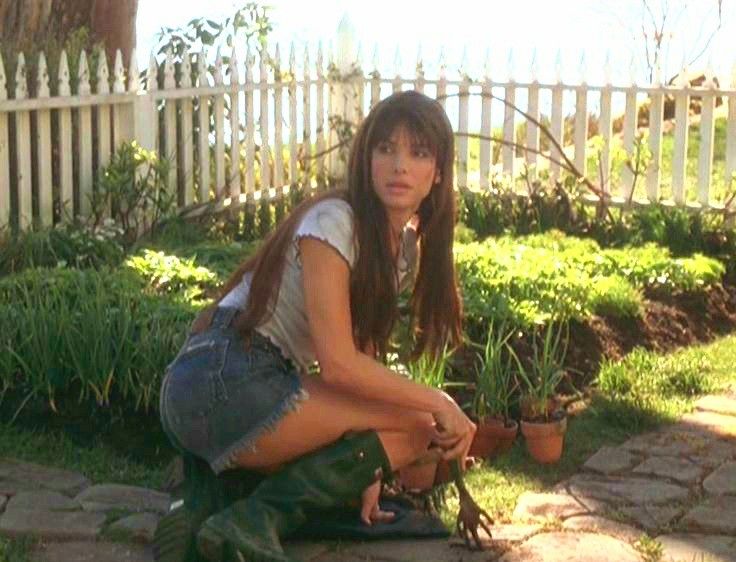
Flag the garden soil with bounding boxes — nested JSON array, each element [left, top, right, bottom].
[[566, 281, 736, 387]]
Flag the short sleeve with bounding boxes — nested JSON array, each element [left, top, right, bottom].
[[294, 199, 356, 269]]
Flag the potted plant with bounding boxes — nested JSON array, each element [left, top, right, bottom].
[[469, 322, 519, 459], [514, 321, 569, 464], [401, 345, 456, 488]]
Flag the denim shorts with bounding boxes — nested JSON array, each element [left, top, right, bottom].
[[159, 306, 307, 474]]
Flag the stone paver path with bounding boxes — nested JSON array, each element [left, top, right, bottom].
[[1, 392, 734, 561]]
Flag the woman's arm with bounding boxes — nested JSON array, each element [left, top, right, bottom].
[[299, 237, 452, 416]]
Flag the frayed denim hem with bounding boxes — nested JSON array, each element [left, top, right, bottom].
[[210, 387, 310, 475]]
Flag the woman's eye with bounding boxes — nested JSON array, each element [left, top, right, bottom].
[[376, 143, 393, 154], [414, 148, 431, 158]]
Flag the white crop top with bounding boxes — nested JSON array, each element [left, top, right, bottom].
[[219, 198, 418, 370]]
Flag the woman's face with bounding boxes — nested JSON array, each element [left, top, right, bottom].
[[370, 125, 440, 221]]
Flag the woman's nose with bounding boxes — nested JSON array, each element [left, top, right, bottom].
[[393, 153, 408, 172]]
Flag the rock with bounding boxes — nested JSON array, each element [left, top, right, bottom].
[[6, 491, 79, 511], [680, 412, 736, 438], [680, 496, 736, 535], [618, 505, 684, 532], [703, 461, 736, 495], [75, 484, 170, 515], [689, 440, 736, 469], [283, 542, 332, 562], [632, 456, 704, 484], [0, 507, 105, 540], [342, 538, 491, 561], [656, 533, 736, 562], [566, 474, 689, 506], [0, 458, 89, 496], [620, 430, 710, 457], [499, 531, 642, 562], [487, 524, 542, 544], [562, 515, 642, 542], [583, 447, 640, 475], [30, 541, 153, 562], [512, 492, 590, 522], [107, 513, 160, 544], [695, 394, 736, 417], [448, 523, 542, 549]]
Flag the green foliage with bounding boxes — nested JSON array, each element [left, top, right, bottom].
[[470, 323, 519, 421], [0, 268, 195, 417], [455, 232, 724, 332], [597, 347, 715, 427], [153, 3, 272, 67], [0, 536, 34, 562], [0, 222, 125, 275], [405, 345, 454, 390], [588, 275, 643, 318], [92, 142, 174, 246], [514, 322, 569, 420], [125, 249, 218, 303]]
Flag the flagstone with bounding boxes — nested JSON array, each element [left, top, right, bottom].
[[566, 474, 689, 506], [31, 540, 153, 562], [512, 492, 590, 522], [618, 505, 684, 531], [107, 513, 160, 544], [680, 496, 736, 535], [695, 394, 736, 417], [656, 533, 736, 562], [75, 484, 170, 515], [0, 507, 105, 540], [498, 532, 642, 562], [702, 461, 736, 495], [632, 456, 705, 484], [0, 458, 89, 496], [562, 515, 642, 542], [6, 491, 79, 511], [583, 447, 640, 475]]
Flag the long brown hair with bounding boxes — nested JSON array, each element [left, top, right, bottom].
[[218, 90, 462, 358]]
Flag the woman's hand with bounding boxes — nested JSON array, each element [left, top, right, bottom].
[[360, 480, 395, 526], [432, 391, 476, 461]]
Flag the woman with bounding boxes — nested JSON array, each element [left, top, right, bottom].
[[158, 90, 476, 562]]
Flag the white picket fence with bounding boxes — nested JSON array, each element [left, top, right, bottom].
[[1, 41, 736, 231]]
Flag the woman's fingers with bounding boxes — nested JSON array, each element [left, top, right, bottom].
[[360, 480, 382, 525]]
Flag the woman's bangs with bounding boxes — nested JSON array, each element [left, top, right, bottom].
[[369, 108, 439, 157]]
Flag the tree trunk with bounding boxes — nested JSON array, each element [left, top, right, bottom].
[[0, 0, 138, 64]]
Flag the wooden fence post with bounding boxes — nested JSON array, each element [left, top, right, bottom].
[[328, 14, 360, 181]]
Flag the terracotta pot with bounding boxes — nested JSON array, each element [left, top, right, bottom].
[[520, 415, 568, 464], [469, 417, 518, 459], [435, 456, 475, 486]]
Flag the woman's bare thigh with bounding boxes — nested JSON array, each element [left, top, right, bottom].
[[232, 375, 435, 471]]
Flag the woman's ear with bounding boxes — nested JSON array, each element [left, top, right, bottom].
[[434, 171, 442, 184]]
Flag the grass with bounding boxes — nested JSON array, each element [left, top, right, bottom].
[[438, 333, 736, 526], [0, 537, 35, 562]]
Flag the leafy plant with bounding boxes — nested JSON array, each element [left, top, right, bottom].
[[0, 268, 195, 417], [405, 345, 454, 390], [125, 249, 218, 302], [92, 142, 174, 246], [470, 323, 519, 422], [513, 322, 569, 421], [0, 222, 125, 275]]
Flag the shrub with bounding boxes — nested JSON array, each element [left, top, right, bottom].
[[0, 222, 125, 275], [0, 268, 196, 417], [125, 249, 218, 302]]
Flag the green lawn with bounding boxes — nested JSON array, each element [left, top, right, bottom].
[[439, 333, 736, 526]]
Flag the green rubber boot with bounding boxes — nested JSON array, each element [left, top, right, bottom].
[[153, 454, 264, 562], [196, 431, 392, 562]]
